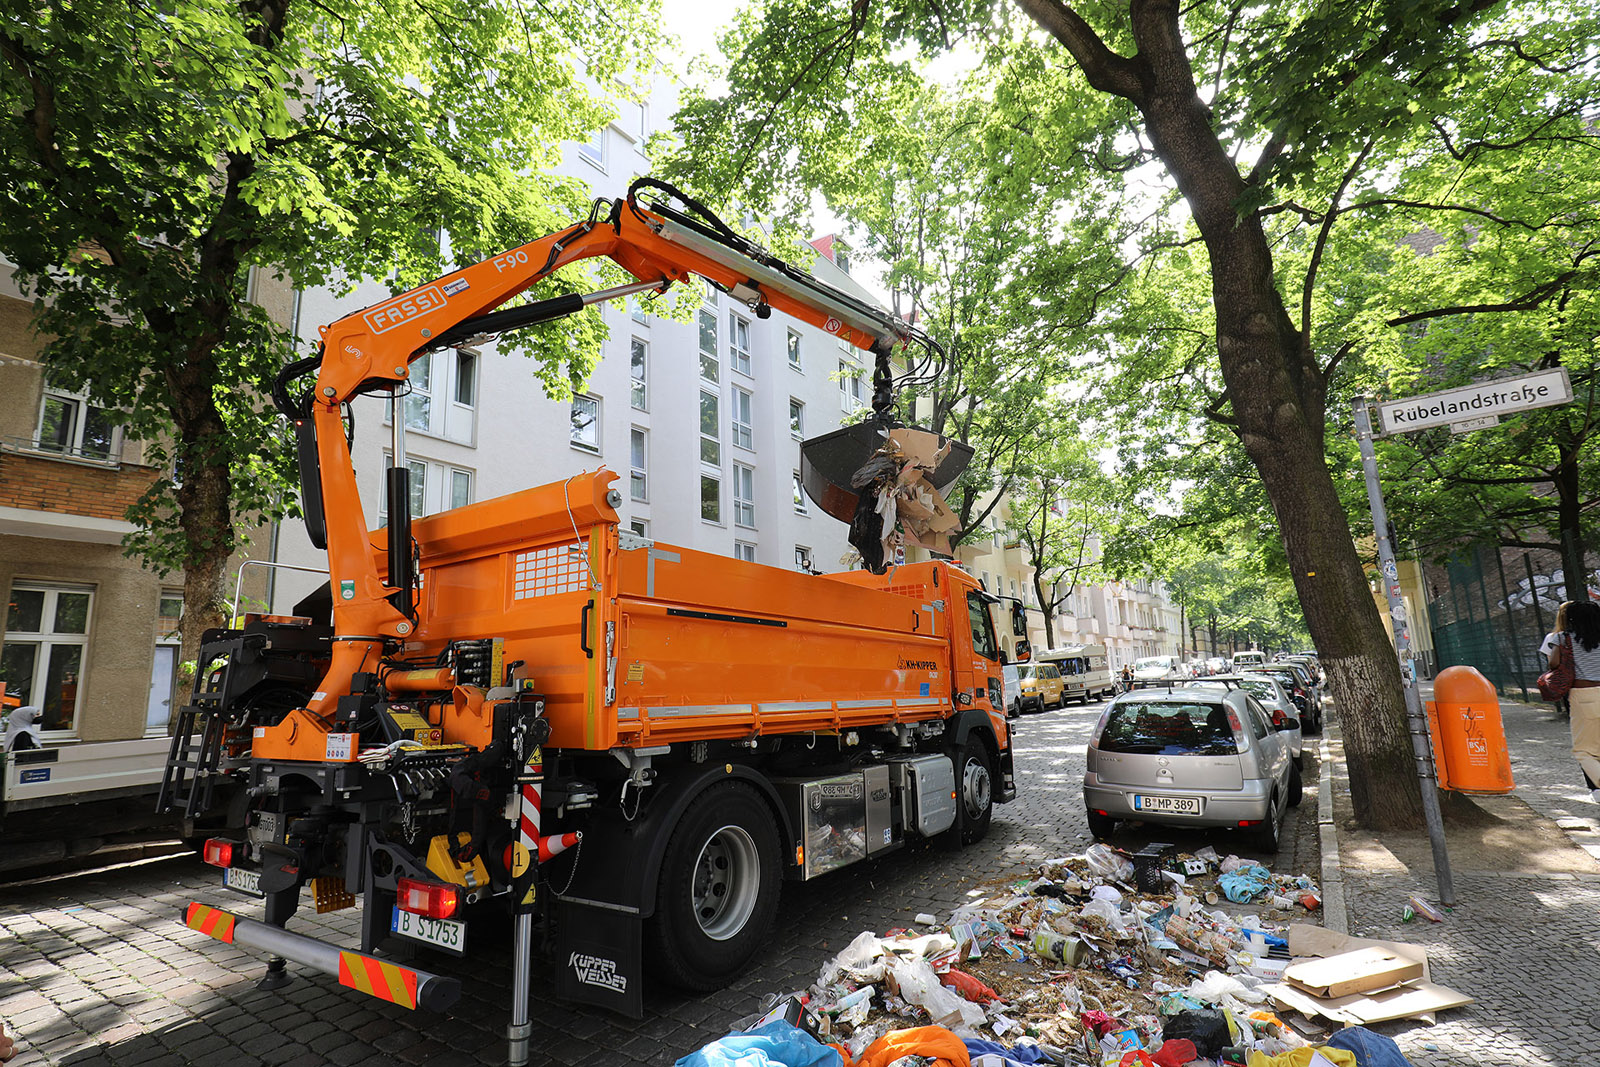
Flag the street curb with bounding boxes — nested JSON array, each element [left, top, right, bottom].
[[1317, 727, 1349, 935]]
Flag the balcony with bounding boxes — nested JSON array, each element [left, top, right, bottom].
[[0, 443, 158, 544]]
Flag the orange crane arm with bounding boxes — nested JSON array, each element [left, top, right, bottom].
[[274, 181, 927, 719]]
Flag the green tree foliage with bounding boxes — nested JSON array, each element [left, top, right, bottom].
[[666, 0, 1599, 827], [0, 0, 655, 658], [1010, 433, 1117, 647]]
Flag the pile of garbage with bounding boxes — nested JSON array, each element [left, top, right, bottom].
[[676, 844, 1459, 1066]]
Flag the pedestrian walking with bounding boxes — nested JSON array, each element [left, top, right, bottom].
[[1548, 600, 1600, 802], [1540, 601, 1573, 719]]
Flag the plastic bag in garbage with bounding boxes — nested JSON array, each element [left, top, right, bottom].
[[1079, 897, 1129, 936], [888, 954, 986, 1030], [673, 1020, 842, 1067], [1217, 866, 1271, 903], [819, 931, 885, 987], [1085, 844, 1135, 882], [1186, 970, 1266, 1005]]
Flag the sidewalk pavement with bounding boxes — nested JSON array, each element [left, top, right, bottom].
[[1324, 685, 1600, 1066]]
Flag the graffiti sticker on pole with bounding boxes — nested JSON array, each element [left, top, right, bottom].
[[1374, 368, 1572, 436]]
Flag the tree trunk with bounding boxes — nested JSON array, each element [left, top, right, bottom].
[[166, 362, 236, 670], [1554, 439, 1591, 602]]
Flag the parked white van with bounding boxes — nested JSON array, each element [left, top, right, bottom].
[[1036, 644, 1116, 704], [1231, 650, 1267, 670]]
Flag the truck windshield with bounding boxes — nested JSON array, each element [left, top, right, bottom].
[[966, 592, 999, 661]]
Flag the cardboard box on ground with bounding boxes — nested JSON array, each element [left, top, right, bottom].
[[1264, 927, 1472, 1027]]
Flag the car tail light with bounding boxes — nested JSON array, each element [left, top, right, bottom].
[[1270, 710, 1286, 727], [1237, 819, 1262, 828], [397, 877, 460, 919], [202, 839, 233, 868]]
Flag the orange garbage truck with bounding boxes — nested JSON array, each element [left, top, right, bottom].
[[160, 179, 1015, 1062]]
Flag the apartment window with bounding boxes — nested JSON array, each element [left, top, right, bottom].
[[449, 469, 473, 510], [36, 390, 117, 461], [146, 593, 182, 735], [454, 350, 477, 407], [700, 474, 721, 523], [792, 471, 808, 514], [629, 518, 649, 539], [698, 309, 719, 382], [731, 386, 754, 451], [628, 295, 649, 324], [733, 463, 755, 527], [734, 541, 757, 563], [981, 572, 990, 592], [379, 454, 428, 522], [795, 546, 813, 573], [839, 360, 863, 411], [570, 395, 600, 453], [728, 312, 751, 376], [630, 428, 648, 502], [633, 101, 648, 138], [699, 390, 720, 465], [630, 338, 648, 410], [787, 330, 802, 371], [404, 352, 433, 431], [2, 583, 93, 735], [579, 127, 605, 170], [789, 398, 804, 439]]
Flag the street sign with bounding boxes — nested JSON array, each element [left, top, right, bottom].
[[1374, 367, 1572, 436]]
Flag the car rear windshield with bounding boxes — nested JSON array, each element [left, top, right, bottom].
[[1097, 701, 1240, 755]]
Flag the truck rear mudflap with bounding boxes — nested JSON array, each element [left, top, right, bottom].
[[181, 902, 460, 1012]]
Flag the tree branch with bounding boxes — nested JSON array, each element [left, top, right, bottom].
[[1012, 0, 1145, 103]]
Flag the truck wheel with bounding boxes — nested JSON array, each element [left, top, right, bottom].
[[647, 781, 781, 991], [950, 736, 994, 846]]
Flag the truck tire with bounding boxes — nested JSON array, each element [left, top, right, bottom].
[[950, 735, 994, 846], [646, 780, 781, 991]]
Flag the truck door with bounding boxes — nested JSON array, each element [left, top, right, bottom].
[[961, 590, 1008, 740]]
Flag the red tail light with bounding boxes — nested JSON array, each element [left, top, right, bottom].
[[202, 839, 233, 868], [1270, 710, 1285, 726], [397, 877, 460, 919]]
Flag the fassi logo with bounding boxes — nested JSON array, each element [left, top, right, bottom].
[[363, 285, 448, 334]]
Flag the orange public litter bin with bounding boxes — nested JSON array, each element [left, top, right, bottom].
[[1425, 665, 1514, 794]]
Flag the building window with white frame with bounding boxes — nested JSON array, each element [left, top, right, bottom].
[[449, 468, 473, 510], [732, 463, 755, 527], [792, 471, 808, 514], [789, 398, 804, 439], [838, 359, 863, 412], [379, 454, 428, 523], [630, 428, 648, 502], [570, 395, 600, 453], [454, 350, 476, 407], [734, 541, 756, 563], [36, 389, 119, 462], [579, 126, 605, 170], [700, 474, 721, 523], [699, 390, 720, 465], [629, 295, 649, 323], [630, 338, 648, 410], [629, 518, 649, 539], [794, 546, 813, 573], [728, 311, 751, 376], [698, 309, 719, 382], [2, 583, 93, 735], [731, 386, 753, 451], [146, 592, 183, 735], [403, 352, 434, 431], [787, 329, 802, 371]]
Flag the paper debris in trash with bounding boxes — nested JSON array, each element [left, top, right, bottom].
[[1284, 948, 1425, 999], [915, 913, 938, 926], [1264, 978, 1473, 1026], [1285, 925, 1431, 981]]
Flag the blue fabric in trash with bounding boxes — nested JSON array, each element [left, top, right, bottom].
[[1323, 1026, 1416, 1067], [1217, 864, 1272, 903], [964, 1038, 1054, 1066], [1240, 929, 1288, 950], [674, 1021, 841, 1067]]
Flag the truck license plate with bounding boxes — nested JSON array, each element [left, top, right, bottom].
[[224, 867, 263, 897], [391, 908, 465, 954], [1133, 794, 1202, 815]]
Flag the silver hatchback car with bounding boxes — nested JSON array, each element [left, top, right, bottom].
[[1082, 686, 1302, 852]]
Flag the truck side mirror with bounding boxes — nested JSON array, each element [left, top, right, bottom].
[[1014, 640, 1032, 663], [1011, 603, 1027, 636]]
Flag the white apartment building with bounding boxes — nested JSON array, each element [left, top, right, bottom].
[[268, 100, 882, 611]]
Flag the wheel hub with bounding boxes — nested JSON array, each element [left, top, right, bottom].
[[962, 758, 991, 819], [691, 825, 760, 941]]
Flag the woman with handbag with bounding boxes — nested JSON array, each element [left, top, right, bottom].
[[1547, 600, 1600, 802], [1539, 602, 1573, 718]]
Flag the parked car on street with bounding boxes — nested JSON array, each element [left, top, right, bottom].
[[1083, 686, 1302, 851], [1230, 650, 1267, 670], [1002, 664, 1022, 719], [1131, 655, 1181, 682], [1016, 663, 1065, 713], [1205, 657, 1228, 675], [1240, 663, 1322, 733]]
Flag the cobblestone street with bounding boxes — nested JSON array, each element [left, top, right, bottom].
[[0, 703, 1318, 1067]]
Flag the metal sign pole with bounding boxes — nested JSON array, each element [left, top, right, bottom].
[[1354, 397, 1456, 906]]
